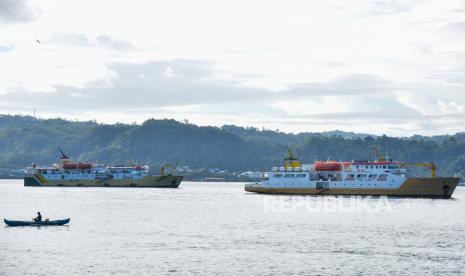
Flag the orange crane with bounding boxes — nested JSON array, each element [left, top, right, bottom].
[[372, 147, 386, 162], [401, 162, 436, 177]]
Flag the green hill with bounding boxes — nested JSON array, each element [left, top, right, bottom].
[[0, 114, 464, 177]]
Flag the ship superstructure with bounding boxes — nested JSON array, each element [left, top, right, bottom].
[[245, 148, 458, 198]]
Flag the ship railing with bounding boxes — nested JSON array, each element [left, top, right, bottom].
[[273, 167, 306, 172], [245, 183, 261, 188], [392, 169, 406, 174]]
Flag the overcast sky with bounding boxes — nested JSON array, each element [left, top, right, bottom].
[[1, 0, 465, 136]]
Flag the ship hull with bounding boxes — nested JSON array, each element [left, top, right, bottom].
[[24, 175, 183, 188], [245, 177, 459, 198]]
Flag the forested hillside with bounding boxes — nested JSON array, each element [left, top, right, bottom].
[[1, 114, 465, 176]]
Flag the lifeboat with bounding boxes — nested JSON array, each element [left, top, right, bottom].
[[315, 161, 342, 171], [62, 163, 78, 170], [77, 163, 92, 169], [62, 162, 92, 170]]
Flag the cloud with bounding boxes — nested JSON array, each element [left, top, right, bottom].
[[0, 42, 14, 53], [1, 56, 464, 136], [47, 33, 135, 51], [451, 4, 465, 13], [2, 58, 459, 136], [286, 74, 394, 97], [440, 21, 465, 39], [0, 59, 270, 112], [2, 0, 465, 136], [95, 35, 134, 51], [223, 48, 275, 54], [443, 21, 465, 31], [0, 0, 40, 24], [323, 60, 345, 68], [0, 62, 407, 115], [47, 33, 91, 47], [333, 0, 416, 17], [365, 0, 413, 16]]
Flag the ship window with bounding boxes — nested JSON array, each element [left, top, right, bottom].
[[356, 166, 359, 169], [345, 174, 355, 180], [369, 174, 377, 179], [284, 174, 294, 178], [357, 174, 367, 179], [371, 166, 373, 169], [273, 174, 283, 177], [383, 166, 386, 169]]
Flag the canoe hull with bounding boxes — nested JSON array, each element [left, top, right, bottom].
[[4, 218, 70, 227]]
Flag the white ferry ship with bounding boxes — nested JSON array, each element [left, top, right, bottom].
[[245, 148, 459, 198], [24, 149, 183, 188]]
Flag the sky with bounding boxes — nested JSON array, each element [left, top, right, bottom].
[[0, 0, 465, 136]]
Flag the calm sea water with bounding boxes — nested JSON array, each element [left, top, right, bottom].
[[1, 179, 465, 275]]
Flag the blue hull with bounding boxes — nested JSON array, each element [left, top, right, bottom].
[[4, 218, 70, 227]]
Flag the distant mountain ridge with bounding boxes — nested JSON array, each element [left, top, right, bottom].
[[0, 114, 464, 176], [221, 125, 376, 146]]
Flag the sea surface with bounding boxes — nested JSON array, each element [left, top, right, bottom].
[[1, 180, 464, 276]]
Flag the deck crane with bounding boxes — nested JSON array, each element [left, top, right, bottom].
[[400, 162, 436, 177], [372, 147, 386, 162], [285, 144, 298, 160], [284, 145, 301, 171]]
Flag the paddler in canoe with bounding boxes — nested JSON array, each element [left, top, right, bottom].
[[4, 217, 70, 227], [33, 212, 42, 222]]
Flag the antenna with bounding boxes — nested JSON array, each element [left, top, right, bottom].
[[33, 107, 36, 119]]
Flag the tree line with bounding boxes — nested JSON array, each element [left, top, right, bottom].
[[0, 114, 464, 176]]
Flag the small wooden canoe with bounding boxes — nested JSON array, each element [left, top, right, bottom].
[[4, 218, 70, 227]]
